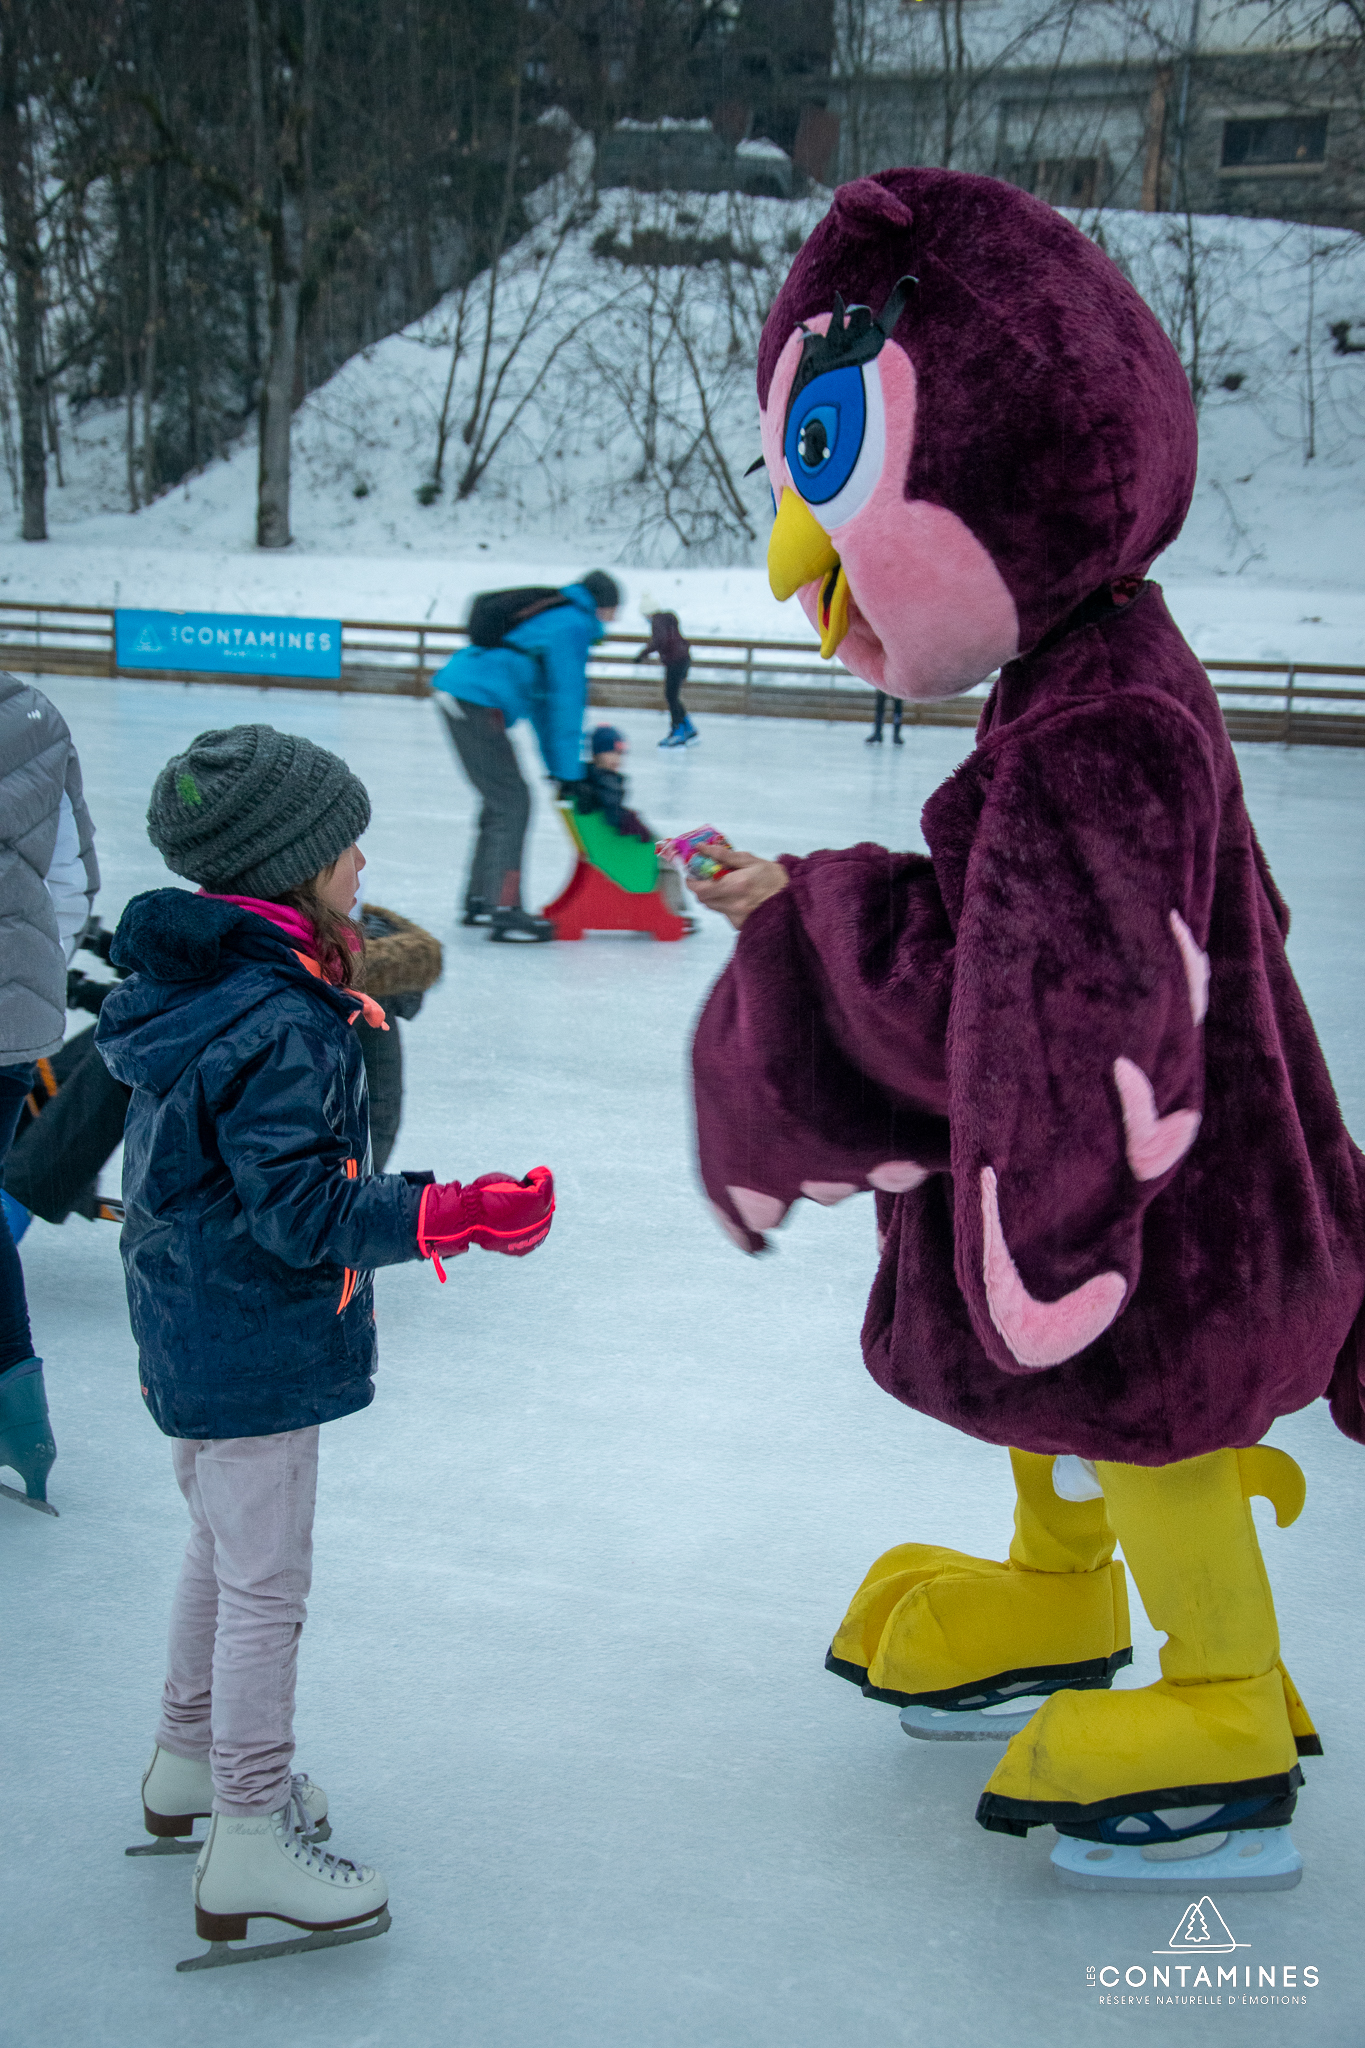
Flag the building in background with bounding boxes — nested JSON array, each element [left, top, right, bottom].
[[826, 0, 1363, 230]]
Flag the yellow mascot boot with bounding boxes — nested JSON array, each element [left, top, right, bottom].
[[976, 1446, 1319, 1891], [827, 1449, 1132, 1739]]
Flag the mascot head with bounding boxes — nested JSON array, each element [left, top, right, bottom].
[[758, 170, 1197, 699]]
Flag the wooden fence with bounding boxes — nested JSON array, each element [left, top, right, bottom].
[[2, 599, 1363, 746]]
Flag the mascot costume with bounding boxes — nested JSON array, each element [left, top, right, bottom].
[[690, 170, 1365, 1890]]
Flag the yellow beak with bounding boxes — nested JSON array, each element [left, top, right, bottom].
[[767, 489, 851, 659], [768, 488, 838, 601]]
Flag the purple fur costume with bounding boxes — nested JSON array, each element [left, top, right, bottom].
[[692, 171, 1365, 1467]]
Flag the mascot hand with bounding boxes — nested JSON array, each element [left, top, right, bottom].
[[689, 848, 789, 930]]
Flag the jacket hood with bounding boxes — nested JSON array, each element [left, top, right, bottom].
[[97, 888, 355, 1095], [561, 585, 607, 637], [757, 169, 1197, 657]]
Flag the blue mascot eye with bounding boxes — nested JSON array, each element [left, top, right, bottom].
[[784, 365, 866, 506]]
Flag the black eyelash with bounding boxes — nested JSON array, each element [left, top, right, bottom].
[[787, 274, 918, 415]]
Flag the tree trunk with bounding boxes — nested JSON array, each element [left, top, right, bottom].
[[257, 188, 303, 548], [252, 0, 316, 552], [141, 167, 160, 502], [0, 4, 45, 540]]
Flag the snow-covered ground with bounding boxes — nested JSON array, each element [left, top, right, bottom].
[[18, 199, 1365, 609], [5, 201, 1364, 679], [5, 679, 1365, 2044]]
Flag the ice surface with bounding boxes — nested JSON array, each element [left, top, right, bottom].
[[4, 681, 1364, 2044]]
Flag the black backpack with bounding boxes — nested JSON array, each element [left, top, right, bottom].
[[466, 586, 569, 649]]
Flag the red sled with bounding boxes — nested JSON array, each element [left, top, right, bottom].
[[540, 806, 690, 942]]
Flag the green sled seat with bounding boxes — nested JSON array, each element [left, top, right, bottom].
[[539, 802, 689, 942]]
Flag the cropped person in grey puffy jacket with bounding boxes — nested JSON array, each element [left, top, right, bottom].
[[0, 675, 98, 1513]]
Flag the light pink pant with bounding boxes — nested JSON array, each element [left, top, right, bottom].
[[155, 1428, 319, 1816]]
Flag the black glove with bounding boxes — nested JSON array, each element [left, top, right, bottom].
[[80, 919, 115, 965], [67, 969, 115, 1017], [555, 779, 586, 805]]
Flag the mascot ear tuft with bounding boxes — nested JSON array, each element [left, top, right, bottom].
[[833, 177, 915, 238]]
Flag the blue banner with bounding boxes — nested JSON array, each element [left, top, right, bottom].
[[115, 609, 343, 681]]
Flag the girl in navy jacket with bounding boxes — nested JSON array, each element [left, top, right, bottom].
[[97, 724, 553, 1959]]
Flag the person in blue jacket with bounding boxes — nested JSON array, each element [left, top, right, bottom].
[[96, 723, 555, 1959], [432, 571, 620, 941]]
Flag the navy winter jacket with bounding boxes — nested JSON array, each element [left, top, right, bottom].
[[96, 890, 423, 1440]]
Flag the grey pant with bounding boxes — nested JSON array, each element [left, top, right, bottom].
[[436, 696, 531, 911], [155, 1428, 319, 1815]]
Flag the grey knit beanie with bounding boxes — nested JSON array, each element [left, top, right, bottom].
[[147, 725, 371, 897]]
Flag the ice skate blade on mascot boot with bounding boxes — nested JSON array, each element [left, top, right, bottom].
[[976, 1448, 1319, 1890], [829, 1449, 1131, 1738]]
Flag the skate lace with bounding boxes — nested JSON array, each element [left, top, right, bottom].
[[279, 1787, 366, 1884]]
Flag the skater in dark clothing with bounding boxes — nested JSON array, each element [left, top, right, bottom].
[[865, 691, 904, 744], [433, 572, 621, 941], [575, 727, 692, 923], [578, 725, 652, 840], [635, 610, 696, 748], [2, 923, 130, 1243], [350, 903, 443, 1170]]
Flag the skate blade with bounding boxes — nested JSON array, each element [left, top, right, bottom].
[[177, 1904, 391, 1971], [0, 1480, 57, 1517], [900, 1698, 1048, 1742], [1051, 1828, 1303, 1893], [128, 1818, 327, 1856]]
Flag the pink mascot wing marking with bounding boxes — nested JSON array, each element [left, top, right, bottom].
[[728, 1186, 788, 1232], [868, 1160, 929, 1192], [710, 1201, 756, 1251], [979, 1167, 1126, 1369], [1169, 909, 1210, 1025], [801, 1180, 861, 1205], [1113, 1056, 1201, 1182]]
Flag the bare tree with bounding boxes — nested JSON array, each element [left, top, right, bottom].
[[0, 0, 45, 539], [248, 0, 319, 550]]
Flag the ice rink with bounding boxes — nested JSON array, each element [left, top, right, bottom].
[[5, 673, 1365, 2045]]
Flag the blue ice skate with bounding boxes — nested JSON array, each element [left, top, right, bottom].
[[0, 1357, 57, 1515]]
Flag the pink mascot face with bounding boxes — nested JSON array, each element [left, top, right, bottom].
[[761, 290, 1020, 700]]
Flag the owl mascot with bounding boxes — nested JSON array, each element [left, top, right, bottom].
[[691, 170, 1365, 1889]]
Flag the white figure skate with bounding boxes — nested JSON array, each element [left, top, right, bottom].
[[178, 1796, 389, 1970], [127, 1747, 329, 1857]]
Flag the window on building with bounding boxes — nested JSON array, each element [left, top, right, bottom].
[[1221, 116, 1327, 170], [1032, 157, 1102, 208]]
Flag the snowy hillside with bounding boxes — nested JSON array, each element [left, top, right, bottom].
[[10, 190, 1365, 662]]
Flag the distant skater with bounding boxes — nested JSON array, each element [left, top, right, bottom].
[[865, 691, 903, 745], [434, 574, 621, 941], [635, 610, 696, 748]]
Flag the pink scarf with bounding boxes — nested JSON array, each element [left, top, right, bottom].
[[200, 891, 317, 951], [199, 890, 384, 1028]]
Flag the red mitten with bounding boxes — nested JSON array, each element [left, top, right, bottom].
[[417, 1168, 555, 1279]]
